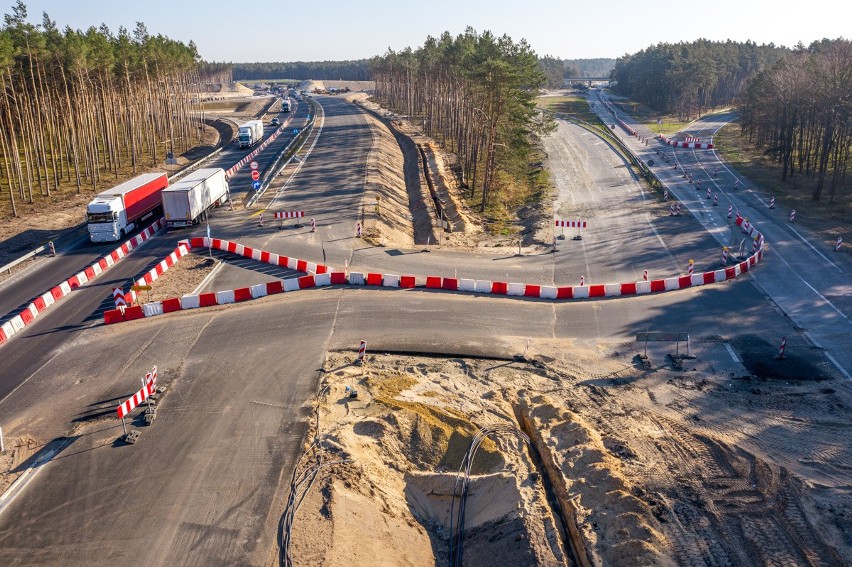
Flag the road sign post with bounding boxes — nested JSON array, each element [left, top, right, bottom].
[[251, 170, 260, 181]]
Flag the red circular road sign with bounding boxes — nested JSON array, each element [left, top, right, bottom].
[[250, 161, 259, 170], [251, 170, 260, 181]]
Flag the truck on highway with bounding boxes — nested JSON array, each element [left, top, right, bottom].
[[86, 172, 168, 242], [281, 98, 292, 112], [162, 168, 230, 228], [237, 119, 264, 148]]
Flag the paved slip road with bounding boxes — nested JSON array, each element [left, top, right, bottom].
[[0, 93, 845, 565]]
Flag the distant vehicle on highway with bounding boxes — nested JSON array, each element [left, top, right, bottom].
[[271, 117, 280, 126], [162, 168, 229, 228], [281, 98, 292, 112], [238, 119, 264, 148], [86, 173, 168, 242]]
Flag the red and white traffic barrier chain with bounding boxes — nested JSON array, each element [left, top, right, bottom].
[[223, 123, 289, 179], [658, 134, 714, 149], [0, 217, 165, 347]]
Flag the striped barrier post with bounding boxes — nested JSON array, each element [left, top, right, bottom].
[[676, 203, 682, 216], [669, 204, 675, 216], [836, 237, 843, 252], [789, 209, 796, 223], [311, 218, 316, 232], [713, 167, 719, 177], [113, 287, 127, 309], [687, 259, 694, 277], [722, 247, 728, 266], [706, 187, 711, 200], [728, 206, 733, 219], [742, 218, 750, 233], [713, 194, 718, 206], [769, 196, 775, 209], [775, 336, 787, 360], [259, 213, 264, 227], [643, 270, 648, 281], [356, 222, 362, 238], [48, 241, 56, 256], [357, 340, 366, 363], [733, 180, 740, 190], [663, 189, 668, 201], [579, 275, 585, 287]]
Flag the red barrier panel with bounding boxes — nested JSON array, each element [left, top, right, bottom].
[[703, 272, 715, 285], [278, 256, 290, 267], [20, 309, 33, 324], [491, 282, 508, 295], [366, 273, 383, 286], [425, 276, 442, 289], [234, 287, 252, 302], [296, 260, 308, 273], [330, 272, 347, 285], [84, 266, 96, 280], [162, 298, 182, 313], [650, 280, 666, 292], [165, 255, 175, 267], [260, 251, 270, 263], [621, 283, 637, 295], [242, 246, 254, 258], [735, 217, 744, 227], [143, 273, 154, 284], [123, 306, 144, 321], [588, 285, 606, 297], [212, 238, 223, 250], [315, 265, 328, 274], [121, 242, 131, 255], [51, 286, 63, 300], [68, 275, 80, 289], [98, 259, 109, 271], [0, 328, 7, 343], [267, 281, 284, 294], [111, 251, 121, 263], [199, 292, 218, 307], [442, 278, 458, 291], [678, 276, 692, 289], [226, 241, 237, 253], [298, 275, 316, 289], [557, 286, 573, 299], [104, 309, 124, 325], [190, 237, 205, 248], [34, 297, 46, 311], [739, 261, 749, 273], [399, 276, 416, 288], [524, 285, 541, 297]]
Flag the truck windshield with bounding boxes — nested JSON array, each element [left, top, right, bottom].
[[87, 212, 116, 223]]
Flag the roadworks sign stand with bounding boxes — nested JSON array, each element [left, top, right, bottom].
[[636, 332, 692, 370], [116, 366, 158, 443], [554, 219, 587, 241]]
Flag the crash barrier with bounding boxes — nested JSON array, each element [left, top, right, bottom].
[[0, 218, 165, 347], [101, 226, 767, 327], [658, 133, 714, 150], [224, 122, 290, 179]]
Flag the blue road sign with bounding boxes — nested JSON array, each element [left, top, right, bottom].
[[307, 115, 311, 120], [293, 128, 299, 134], [252, 180, 261, 190]]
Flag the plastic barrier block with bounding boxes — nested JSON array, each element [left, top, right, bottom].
[[524, 285, 541, 298], [349, 272, 365, 285], [620, 283, 637, 295], [426, 276, 442, 289], [604, 284, 622, 297], [180, 295, 200, 309], [298, 275, 316, 289], [159, 259, 169, 273], [59, 281, 72, 295], [316, 265, 328, 274], [749, 255, 758, 267], [9, 315, 24, 333], [190, 237, 205, 248], [83, 266, 95, 280], [738, 261, 749, 273], [507, 283, 524, 296], [159, 298, 180, 313], [260, 251, 270, 263], [98, 258, 109, 271], [40, 292, 55, 308], [123, 305, 145, 321], [284, 278, 300, 292], [442, 278, 459, 291], [199, 292, 218, 307], [143, 272, 155, 284], [663, 277, 679, 291], [573, 286, 590, 299], [296, 260, 308, 273], [366, 273, 383, 286], [251, 248, 262, 261], [67, 274, 81, 288], [216, 290, 235, 304], [648, 280, 664, 293], [588, 285, 605, 297], [91, 263, 102, 277], [287, 257, 299, 270], [277, 255, 289, 267], [1, 320, 14, 338], [330, 272, 347, 285], [19, 308, 33, 325], [268, 253, 280, 266], [540, 286, 557, 299], [306, 263, 318, 274], [121, 242, 131, 255], [713, 270, 726, 283], [267, 281, 284, 295], [250, 284, 267, 299], [474, 280, 491, 293], [111, 250, 121, 262], [211, 238, 223, 250], [725, 267, 736, 280], [234, 244, 245, 256], [459, 279, 475, 292], [104, 255, 114, 268], [241, 246, 254, 258], [678, 276, 693, 289], [34, 296, 46, 312], [314, 273, 331, 287], [165, 255, 175, 268], [557, 286, 573, 299], [143, 302, 164, 317], [691, 274, 705, 287], [103, 309, 124, 325], [382, 274, 400, 288], [234, 287, 252, 302], [491, 282, 508, 295], [399, 276, 416, 288]]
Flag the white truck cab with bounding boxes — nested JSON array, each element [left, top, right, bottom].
[[87, 197, 130, 243]]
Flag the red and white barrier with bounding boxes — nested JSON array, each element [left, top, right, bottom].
[[273, 211, 304, 219], [357, 340, 366, 362], [658, 134, 714, 149], [117, 373, 157, 419], [223, 122, 290, 179], [554, 220, 587, 228], [113, 288, 127, 309]]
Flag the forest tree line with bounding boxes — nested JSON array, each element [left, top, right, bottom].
[[371, 28, 552, 214], [740, 39, 850, 202], [0, 1, 209, 217], [231, 60, 371, 81]]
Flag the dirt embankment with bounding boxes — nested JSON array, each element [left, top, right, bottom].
[[287, 345, 852, 566]]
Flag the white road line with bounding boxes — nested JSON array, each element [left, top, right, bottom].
[[192, 260, 225, 295], [768, 246, 850, 323], [786, 224, 843, 273], [823, 351, 852, 381], [725, 343, 740, 363]]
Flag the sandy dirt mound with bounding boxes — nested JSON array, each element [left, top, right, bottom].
[[285, 341, 851, 566], [200, 82, 254, 100], [131, 250, 217, 304]]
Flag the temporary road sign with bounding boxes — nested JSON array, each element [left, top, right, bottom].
[[293, 128, 299, 134], [131, 284, 152, 292], [250, 161, 259, 170], [252, 181, 261, 190], [251, 170, 260, 181]]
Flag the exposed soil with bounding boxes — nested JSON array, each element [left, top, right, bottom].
[[130, 249, 218, 305], [0, 434, 43, 496], [287, 344, 852, 566]]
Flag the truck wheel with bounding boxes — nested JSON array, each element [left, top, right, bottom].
[[119, 229, 125, 239]]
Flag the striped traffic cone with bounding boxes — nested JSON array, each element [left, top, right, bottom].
[[774, 336, 786, 360], [643, 270, 648, 281], [713, 194, 718, 206], [836, 237, 843, 252], [259, 213, 264, 227], [579, 275, 585, 287], [789, 209, 796, 223], [722, 247, 728, 266], [687, 259, 694, 277], [727, 206, 733, 218], [769, 196, 775, 209], [357, 340, 366, 363]]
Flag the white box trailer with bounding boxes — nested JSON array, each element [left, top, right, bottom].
[[238, 119, 264, 148], [162, 168, 229, 227]]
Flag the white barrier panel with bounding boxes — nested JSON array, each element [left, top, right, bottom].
[[349, 272, 365, 285], [287, 257, 299, 270], [458, 278, 475, 292], [203, 237, 211, 248], [2, 321, 15, 339], [75, 271, 88, 285], [169, 252, 179, 264], [636, 281, 652, 294], [691, 274, 705, 287], [181, 295, 200, 309], [268, 253, 280, 265], [104, 255, 114, 268], [664, 277, 679, 291], [27, 303, 39, 319], [114, 248, 125, 259], [383, 274, 400, 288], [474, 280, 492, 293], [573, 286, 590, 299], [177, 239, 190, 248], [216, 290, 235, 304], [251, 248, 262, 261], [91, 262, 102, 277], [148, 269, 159, 283], [306, 262, 317, 274], [10, 315, 25, 332], [159, 260, 169, 273], [314, 273, 331, 287], [540, 286, 557, 299], [142, 302, 163, 317], [507, 282, 525, 296], [60, 281, 71, 295], [605, 284, 622, 297], [250, 284, 267, 298], [41, 292, 55, 308], [714, 269, 727, 282], [284, 278, 300, 292], [234, 244, 245, 256]]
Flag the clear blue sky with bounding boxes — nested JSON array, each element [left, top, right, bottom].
[[12, 0, 849, 62]]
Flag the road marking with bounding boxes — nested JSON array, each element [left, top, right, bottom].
[[725, 343, 740, 363], [192, 260, 225, 295], [786, 224, 843, 273], [0, 439, 70, 517], [768, 247, 850, 323], [823, 351, 852, 381]]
